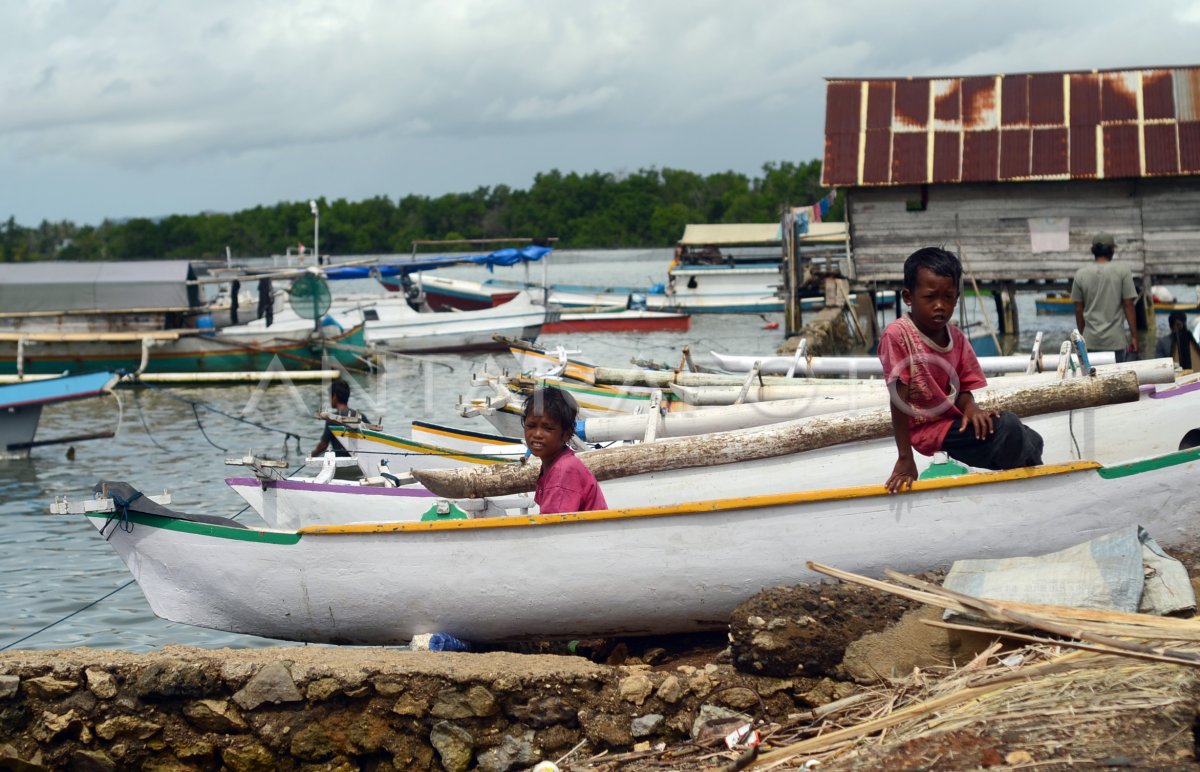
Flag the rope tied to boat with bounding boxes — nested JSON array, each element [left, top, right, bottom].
[[100, 490, 141, 539], [116, 370, 321, 456], [3, 460, 312, 652], [192, 403, 228, 452]]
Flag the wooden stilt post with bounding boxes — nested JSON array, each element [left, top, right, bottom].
[[1137, 273, 1153, 332], [1000, 282, 1019, 336], [992, 289, 1007, 335], [782, 208, 802, 338]]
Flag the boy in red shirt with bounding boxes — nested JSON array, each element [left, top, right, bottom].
[[523, 388, 608, 514], [880, 247, 1043, 493]]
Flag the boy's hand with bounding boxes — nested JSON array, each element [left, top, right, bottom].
[[959, 404, 997, 440], [886, 456, 919, 494]]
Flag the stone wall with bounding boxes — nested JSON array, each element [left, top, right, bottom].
[[0, 646, 817, 771]]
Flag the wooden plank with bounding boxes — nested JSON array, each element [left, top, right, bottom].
[[413, 372, 1139, 499], [0, 331, 187, 342], [848, 178, 1200, 282]]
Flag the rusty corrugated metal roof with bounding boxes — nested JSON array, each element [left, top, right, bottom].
[[822, 65, 1200, 186]]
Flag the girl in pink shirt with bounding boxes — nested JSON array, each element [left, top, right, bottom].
[[523, 388, 608, 514]]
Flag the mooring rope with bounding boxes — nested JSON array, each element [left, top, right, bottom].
[[119, 373, 317, 453], [99, 490, 141, 540], [130, 387, 171, 452], [192, 403, 228, 452], [2, 461, 307, 652]]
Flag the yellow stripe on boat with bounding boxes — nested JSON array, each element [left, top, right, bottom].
[[411, 424, 517, 447], [299, 460, 1100, 535], [330, 429, 509, 465]]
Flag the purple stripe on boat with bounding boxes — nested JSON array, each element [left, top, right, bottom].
[[225, 478, 437, 497], [1149, 381, 1200, 399]]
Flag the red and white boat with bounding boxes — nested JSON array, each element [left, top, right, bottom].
[[544, 306, 690, 334]]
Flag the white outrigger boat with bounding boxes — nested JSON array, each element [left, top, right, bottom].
[[60, 444, 1200, 643], [225, 421, 527, 527], [228, 290, 547, 354], [419, 372, 1200, 501], [709, 349, 1121, 378], [222, 374, 1200, 531]]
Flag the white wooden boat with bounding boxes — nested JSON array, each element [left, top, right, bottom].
[[229, 291, 546, 353], [225, 444, 535, 529], [66, 445, 1200, 642], [363, 292, 545, 352], [409, 420, 523, 454], [226, 474, 440, 530], [420, 272, 878, 317], [227, 422, 533, 527], [659, 262, 784, 313], [329, 422, 522, 478], [543, 307, 691, 334], [669, 359, 1177, 408], [419, 270, 786, 314], [226, 376, 1200, 529], [420, 373, 1200, 500], [417, 273, 648, 311]]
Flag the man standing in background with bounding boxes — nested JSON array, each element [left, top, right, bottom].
[[1072, 233, 1139, 362]]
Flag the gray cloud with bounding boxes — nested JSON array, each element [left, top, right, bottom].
[[0, 0, 1196, 223]]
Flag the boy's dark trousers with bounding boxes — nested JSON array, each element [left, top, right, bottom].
[[940, 410, 1044, 470]]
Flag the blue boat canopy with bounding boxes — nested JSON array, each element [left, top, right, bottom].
[[323, 246, 552, 281]]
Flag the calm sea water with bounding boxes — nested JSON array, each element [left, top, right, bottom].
[[0, 249, 1183, 652]]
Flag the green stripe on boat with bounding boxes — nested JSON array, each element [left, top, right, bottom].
[[1097, 446, 1200, 479], [332, 427, 512, 462], [86, 512, 301, 544], [544, 382, 652, 400]]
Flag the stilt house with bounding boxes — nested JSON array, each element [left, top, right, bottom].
[[822, 66, 1200, 290]]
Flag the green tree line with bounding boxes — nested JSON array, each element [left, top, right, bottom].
[[1, 160, 841, 261]]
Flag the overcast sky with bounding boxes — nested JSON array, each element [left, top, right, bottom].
[[2, 0, 1198, 225]]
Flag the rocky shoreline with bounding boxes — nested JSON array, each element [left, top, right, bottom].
[[0, 644, 831, 771], [3, 566, 1200, 770]]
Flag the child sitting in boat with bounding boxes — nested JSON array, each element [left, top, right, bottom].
[[523, 388, 608, 514], [310, 380, 366, 458], [879, 247, 1044, 493]]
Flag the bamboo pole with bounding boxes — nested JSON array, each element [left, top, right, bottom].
[[668, 359, 1174, 407], [412, 370, 1140, 499]]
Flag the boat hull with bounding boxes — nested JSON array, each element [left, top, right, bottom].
[[542, 309, 691, 334], [0, 370, 118, 456], [468, 379, 1200, 509], [90, 448, 1200, 643], [226, 478, 439, 530], [0, 327, 367, 375], [0, 405, 41, 458], [332, 426, 519, 477], [240, 382, 1200, 528], [414, 277, 518, 311], [365, 293, 546, 352]]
